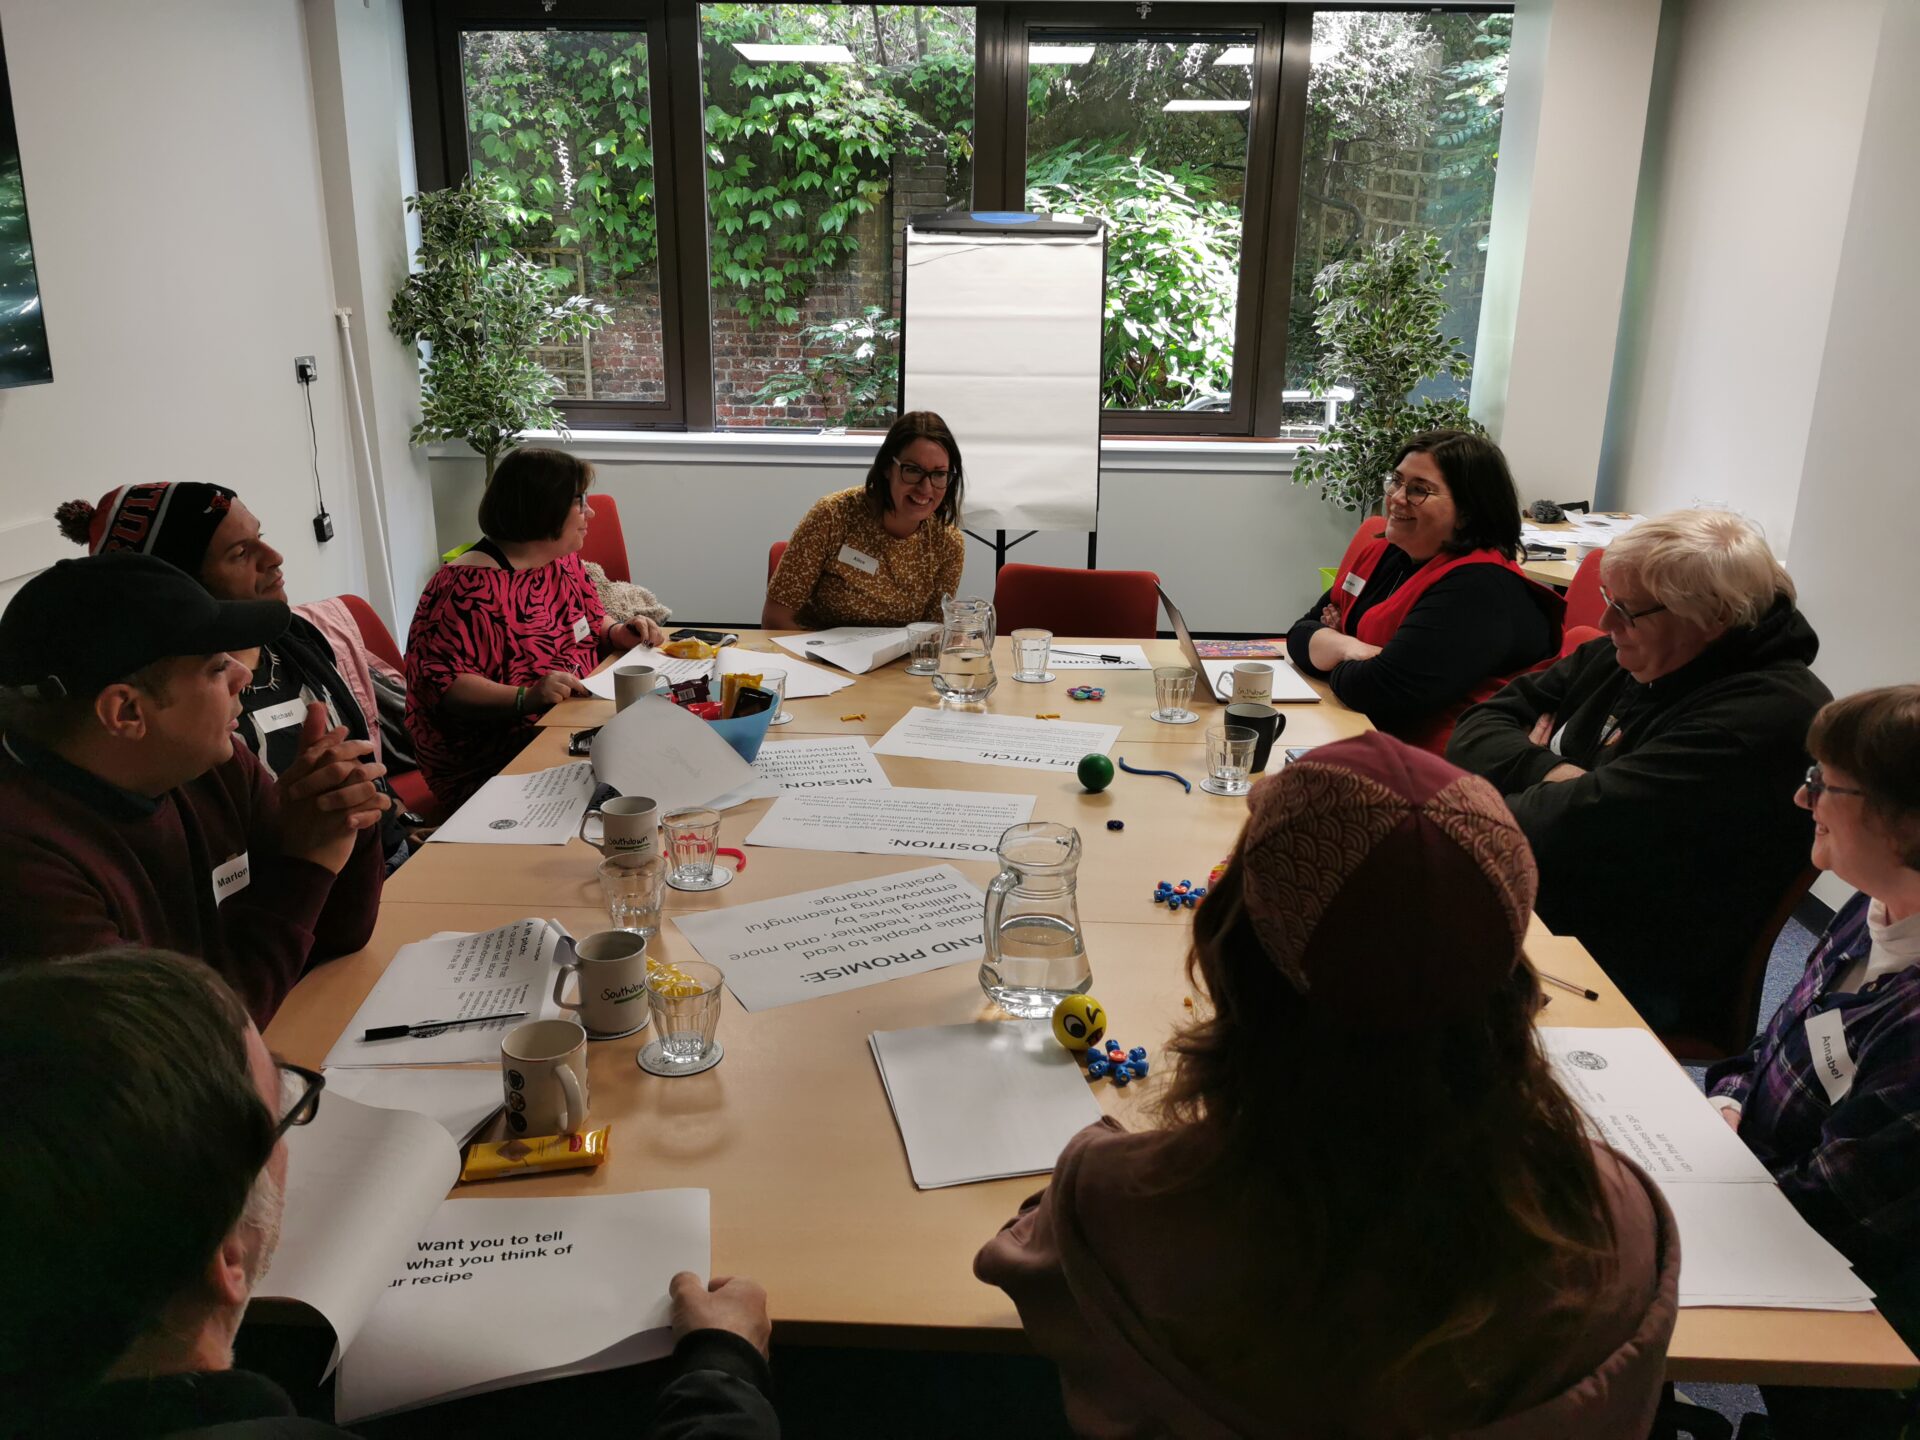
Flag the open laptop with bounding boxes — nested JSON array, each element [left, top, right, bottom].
[[1156, 583, 1320, 705], [1155, 584, 1221, 707]]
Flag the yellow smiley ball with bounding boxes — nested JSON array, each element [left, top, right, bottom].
[[1051, 994, 1108, 1052]]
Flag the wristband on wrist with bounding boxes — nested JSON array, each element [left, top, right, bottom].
[[514, 685, 527, 714]]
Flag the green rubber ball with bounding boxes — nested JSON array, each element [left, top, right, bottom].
[[1077, 753, 1115, 793]]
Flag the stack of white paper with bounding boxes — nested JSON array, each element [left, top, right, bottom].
[[870, 1021, 1104, 1188], [1542, 1028, 1876, 1310], [585, 645, 852, 700], [775, 626, 913, 675], [427, 762, 595, 846], [1200, 657, 1321, 704]]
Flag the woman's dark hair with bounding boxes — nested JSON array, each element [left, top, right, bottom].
[[0, 949, 275, 1416], [862, 411, 963, 527], [1153, 859, 1616, 1416], [478, 447, 594, 544], [1809, 685, 1920, 871], [1395, 429, 1523, 561]]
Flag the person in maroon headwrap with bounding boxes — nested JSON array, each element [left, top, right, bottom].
[[976, 732, 1679, 1440]]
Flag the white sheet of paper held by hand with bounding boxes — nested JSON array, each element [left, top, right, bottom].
[[871, 707, 1120, 773], [321, 1068, 504, 1145], [746, 788, 1032, 862], [589, 693, 776, 811], [870, 1021, 1103, 1188], [333, 1189, 712, 1422], [1199, 658, 1320, 704], [671, 865, 986, 1010], [427, 762, 595, 845], [324, 919, 565, 1068], [752, 736, 893, 791], [775, 626, 913, 675]]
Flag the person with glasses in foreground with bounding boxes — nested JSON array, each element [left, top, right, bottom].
[[1705, 687, 1920, 1439], [1286, 430, 1563, 753], [1449, 509, 1830, 1037], [0, 948, 779, 1439], [762, 411, 965, 631], [404, 447, 664, 812]]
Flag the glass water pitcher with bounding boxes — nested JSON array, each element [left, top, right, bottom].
[[932, 594, 997, 702], [980, 822, 1091, 1018]]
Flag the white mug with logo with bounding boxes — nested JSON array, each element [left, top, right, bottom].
[[500, 1019, 590, 1135], [613, 664, 659, 711], [578, 794, 659, 859], [553, 930, 652, 1039], [1229, 662, 1275, 705]]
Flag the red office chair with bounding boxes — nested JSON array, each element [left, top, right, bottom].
[[581, 494, 631, 583], [1334, 515, 1388, 589], [1558, 624, 1606, 658], [1563, 548, 1606, 631], [993, 564, 1161, 639], [767, 540, 788, 581], [1658, 867, 1820, 1064], [337, 594, 446, 825]]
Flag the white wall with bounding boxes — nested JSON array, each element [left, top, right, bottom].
[[0, 0, 365, 608]]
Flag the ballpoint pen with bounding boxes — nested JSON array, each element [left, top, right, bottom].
[[364, 1010, 528, 1041]]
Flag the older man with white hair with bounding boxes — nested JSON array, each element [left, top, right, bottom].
[[1449, 509, 1831, 1045]]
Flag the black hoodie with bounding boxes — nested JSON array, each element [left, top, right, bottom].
[[1448, 596, 1830, 1039]]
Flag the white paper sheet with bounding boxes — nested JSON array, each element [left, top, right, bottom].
[[870, 1021, 1104, 1188], [1542, 1028, 1774, 1185], [1200, 658, 1322, 704], [426, 762, 595, 846], [333, 1189, 711, 1422], [258, 1094, 462, 1370], [871, 707, 1120, 773], [1044, 643, 1152, 671], [775, 626, 913, 675], [321, 1068, 505, 1145], [589, 693, 777, 811], [671, 865, 986, 1010], [752, 736, 893, 791], [324, 920, 565, 1068], [746, 788, 1034, 862], [585, 646, 852, 700], [1662, 1183, 1876, 1310]]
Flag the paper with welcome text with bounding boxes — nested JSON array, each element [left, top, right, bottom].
[[872, 707, 1119, 773]]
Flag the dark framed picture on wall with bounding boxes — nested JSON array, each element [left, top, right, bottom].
[[0, 16, 51, 388]]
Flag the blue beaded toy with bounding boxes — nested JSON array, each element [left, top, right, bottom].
[[1066, 686, 1106, 702], [1151, 879, 1208, 911], [1084, 1037, 1150, 1089]]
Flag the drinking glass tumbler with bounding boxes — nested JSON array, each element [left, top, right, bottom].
[[763, 669, 791, 727], [644, 959, 726, 1068], [1011, 629, 1054, 684], [662, 807, 726, 891], [1152, 666, 1198, 725], [1202, 725, 1257, 797], [906, 622, 942, 676], [598, 852, 667, 937]]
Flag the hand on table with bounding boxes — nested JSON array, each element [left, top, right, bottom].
[[277, 703, 389, 873], [670, 1272, 771, 1358], [530, 670, 591, 710]]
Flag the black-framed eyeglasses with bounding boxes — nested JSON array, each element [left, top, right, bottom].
[[1804, 764, 1868, 804], [271, 1062, 325, 1142], [1598, 583, 1668, 629], [895, 459, 951, 491], [1381, 473, 1442, 506], [572, 492, 592, 512]]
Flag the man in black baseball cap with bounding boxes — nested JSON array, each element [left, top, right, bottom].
[[0, 553, 389, 1023]]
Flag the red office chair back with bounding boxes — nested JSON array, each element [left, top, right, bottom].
[[767, 540, 788, 581], [993, 564, 1161, 639], [1659, 866, 1820, 1064], [581, 494, 631, 584], [1563, 547, 1607, 632], [1335, 515, 1388, 587], [339, 593, 404, 673]]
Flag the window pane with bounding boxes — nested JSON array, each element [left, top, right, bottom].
[[1024, 33, 1254, 414], [699, 5, 975, 431], [1287, 11, 1510, 434], [460, 30, 665, 403]]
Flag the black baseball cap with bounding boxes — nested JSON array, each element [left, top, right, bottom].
[[0, 552, 290, 700]]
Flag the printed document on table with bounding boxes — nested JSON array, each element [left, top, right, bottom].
[[752, 736, 893, 792], [324, 919, 565, 1068], [589, 693, 776, 811], [872, 706, 1120, 773], [1046, 643, 1152, 670], [1200, 658, 1321, 704], [747, 788, 1033, 862], [775, 626, 913, 675], [672, 865, 986, 1010], [321, 1068, 504, 1145], [1663, 1183, 1875, 1310], [585, 646, 851, 700], [870, 1021, 1103, 1188], [427, 762, 594, 845], [1542, 1028, 1774, 1185]]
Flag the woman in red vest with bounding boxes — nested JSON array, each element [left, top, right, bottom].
[[1287, 430, 1562, 752]]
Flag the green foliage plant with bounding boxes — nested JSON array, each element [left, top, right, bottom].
[[389, 177, 610, 481], [752, 305, 900, 428], [1291, 230, 1480, 514]]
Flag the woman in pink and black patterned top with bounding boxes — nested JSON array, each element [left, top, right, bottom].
[[404, 449, 664, 811]]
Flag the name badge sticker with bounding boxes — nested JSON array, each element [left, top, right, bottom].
[[1341, 572, 1365, 597], [1804, 1008, 1857, 1105], [837, 545, 880, 576], [572, 615, 593, 644], [212, 851, 251, 906], [254, 698, 306, 734]]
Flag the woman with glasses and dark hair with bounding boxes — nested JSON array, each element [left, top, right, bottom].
[[762, 411, 966, 630], [1704, 686, 1920, 1440], [977, 733, 1678, 1439], [1286, 429, 1562, 752], [1449, 509, 1831, 1036], [405, 447, 662, 810]]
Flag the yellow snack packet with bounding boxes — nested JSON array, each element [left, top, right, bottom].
[[719, 672, 763, 718], [660, 639, 718, 660], [461, 1126, 611, 1182]]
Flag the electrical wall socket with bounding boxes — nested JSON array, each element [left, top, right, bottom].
[[294, 355, 318, 384]]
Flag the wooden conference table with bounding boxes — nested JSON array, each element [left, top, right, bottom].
[[266, 634, 1918, 1388]]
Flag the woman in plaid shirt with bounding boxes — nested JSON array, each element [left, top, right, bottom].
[[1708, 685, 1920, 1438]]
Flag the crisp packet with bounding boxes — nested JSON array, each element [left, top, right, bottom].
[[461, 1126, 611, 1182]]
